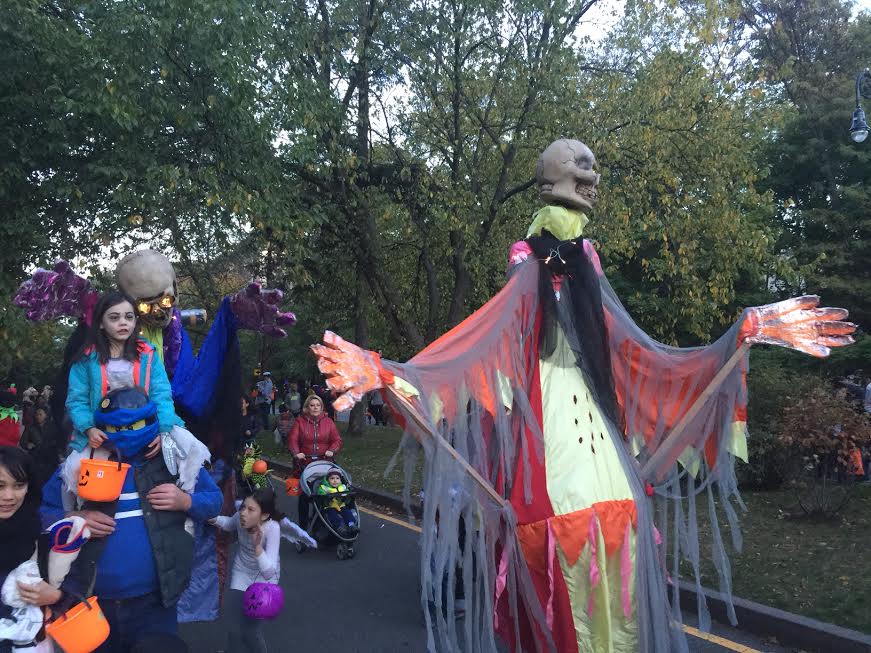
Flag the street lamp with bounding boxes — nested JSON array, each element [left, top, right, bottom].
[[849, 69, 871, 143]]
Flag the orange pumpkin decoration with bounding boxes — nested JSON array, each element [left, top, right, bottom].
[[252, 459, 268, 475]]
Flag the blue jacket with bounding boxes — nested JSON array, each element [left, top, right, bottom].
[[66, 338, 184, 452], [40, 463, 221, 604]]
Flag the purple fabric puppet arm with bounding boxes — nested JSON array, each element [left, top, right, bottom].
[[229, 281, 296, 338], [13, 261, 99, 325]]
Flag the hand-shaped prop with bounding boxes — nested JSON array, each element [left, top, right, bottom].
[[738, 295, 856, 358], [230, 281, 296, 338], [13, 261, 98, 323], [310, 331, 393, 412], [642, 296, 856, 481], [311, 330, 507, 506]]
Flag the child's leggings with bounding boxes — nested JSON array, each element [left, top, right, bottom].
[[225, 589, 267, 653]]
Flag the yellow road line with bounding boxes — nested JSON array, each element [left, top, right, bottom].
[[681, 625, 762, 652], [358, 504, 422, 532], [360, 503, 763, 653]]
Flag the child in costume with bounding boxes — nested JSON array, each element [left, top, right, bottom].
[[316, 469, 357, 535], [0, 447, 90, 653], [66, 290, 183, 456], [211, 487, 283, 653]]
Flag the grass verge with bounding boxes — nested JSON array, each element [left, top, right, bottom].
[[694, 484, 871, 634]]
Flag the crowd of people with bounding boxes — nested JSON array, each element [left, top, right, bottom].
[[247, 372, 392, 438], [0, 289, 366, 653]]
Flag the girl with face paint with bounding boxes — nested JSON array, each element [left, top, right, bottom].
[[64, 291, 184, 458]]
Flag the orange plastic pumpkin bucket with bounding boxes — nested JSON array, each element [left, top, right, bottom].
[[285, 476, 301, 497], [46, 596, 110, 653], [77, 449, 129, 502]]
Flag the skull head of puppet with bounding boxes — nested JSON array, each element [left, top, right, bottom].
[[116, 250, 177, 329], [535, 139, 601, 213]]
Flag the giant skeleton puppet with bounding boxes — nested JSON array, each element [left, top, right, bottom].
[[311, 139, 857, 653], [14, 249, 296, 622]]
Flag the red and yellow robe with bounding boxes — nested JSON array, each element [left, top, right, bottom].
[[382, 224, 749, 653]]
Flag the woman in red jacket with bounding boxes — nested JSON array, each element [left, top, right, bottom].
[[288, 394, 342, 462], [288, 394, 342, 527]]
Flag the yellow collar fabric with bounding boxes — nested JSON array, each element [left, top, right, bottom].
[[526, 205, 588, 242]]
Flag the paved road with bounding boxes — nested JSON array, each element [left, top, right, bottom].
[[180, 493, 793, 652]]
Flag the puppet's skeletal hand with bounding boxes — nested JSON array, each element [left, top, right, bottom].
[[310, 331, 388, 412], [13, 260, 97, 322], [739, 295, 857, 358], [230, 281, 296, 338]]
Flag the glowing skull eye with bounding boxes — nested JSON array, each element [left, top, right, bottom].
[[137, 302, 151, 315], [159, 296, 174, 309]]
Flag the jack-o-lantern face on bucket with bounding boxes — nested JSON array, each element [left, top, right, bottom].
[[78, 469, 90, 487]]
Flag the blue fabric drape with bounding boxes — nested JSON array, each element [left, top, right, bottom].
[[172, 298, 238, 420]]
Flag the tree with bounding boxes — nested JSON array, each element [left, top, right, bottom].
[[2, 0, 789, 386], [570, 1, 780, 342], [743, 0, 871, 327]]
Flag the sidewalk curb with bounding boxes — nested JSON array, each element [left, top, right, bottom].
[[266, 458, 870, 652]]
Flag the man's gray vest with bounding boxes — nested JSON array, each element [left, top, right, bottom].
[[133, 455, 195, 607]]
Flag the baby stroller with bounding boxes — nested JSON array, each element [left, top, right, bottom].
[[296, 459, 360, 560]]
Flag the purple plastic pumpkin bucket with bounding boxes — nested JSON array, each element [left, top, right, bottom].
[[243, 582, 284, 620]]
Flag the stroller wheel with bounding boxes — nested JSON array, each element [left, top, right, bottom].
[[336, 542, 348, 560], [295, 541, 307, 554], [346, 545, 355, 559]]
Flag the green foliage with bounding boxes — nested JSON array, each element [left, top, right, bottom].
[[2, 0, 861, 389], [583, 6, 780, 343], [739, 349, 824, 489], [0, 302, 72, 387], [746, 0, 871, 326], [778, 385, 871, 518]]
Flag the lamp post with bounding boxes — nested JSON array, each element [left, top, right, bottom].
[[849, 69, 871, 143]]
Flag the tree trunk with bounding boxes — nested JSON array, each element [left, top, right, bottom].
[[446, 229, 471, 327], [348, 0, 373, 437], [348, 261, 369, 436]]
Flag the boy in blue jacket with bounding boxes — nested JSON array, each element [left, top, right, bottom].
[[41, 387, 221, 651]]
